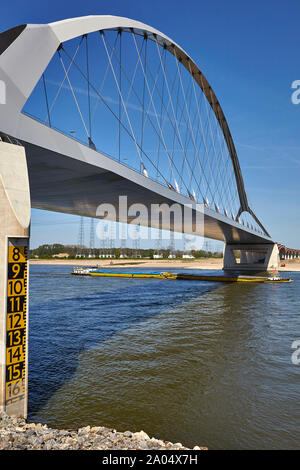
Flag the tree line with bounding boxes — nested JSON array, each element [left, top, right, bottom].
[[30, 244, 223, 259]]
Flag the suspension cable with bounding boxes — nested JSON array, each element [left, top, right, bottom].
[[42, 72, 51, 128], [59, 40, 170, 186]]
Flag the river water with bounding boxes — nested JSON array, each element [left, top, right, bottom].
[[27, 265, 299, 449]]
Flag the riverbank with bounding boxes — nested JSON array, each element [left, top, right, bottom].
[[30, 257, 223, 270], [277, 258, 300, 272], [0, 412, 206, 450], [30, 257, 300, 271]]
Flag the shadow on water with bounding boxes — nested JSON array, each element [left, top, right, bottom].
[[27, 266, 300, 449], [28, 265, 224, 419]]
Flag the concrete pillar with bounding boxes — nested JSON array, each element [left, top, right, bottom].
[[240, 250, 248, 264], [223, 243, 237, 268], [0, 141, 30, 418], [223, 243, 279, 272]]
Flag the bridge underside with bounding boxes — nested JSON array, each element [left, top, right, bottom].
[[16, 138, 272, 246]]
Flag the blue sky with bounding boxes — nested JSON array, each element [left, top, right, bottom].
[[1, 0, 300, 249]]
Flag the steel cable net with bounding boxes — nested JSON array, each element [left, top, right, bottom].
[[22, 28, 262, 232]]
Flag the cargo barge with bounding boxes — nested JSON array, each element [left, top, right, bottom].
[[71, 268, 292, 283]]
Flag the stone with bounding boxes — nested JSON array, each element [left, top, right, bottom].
[[0, 417, 205, 450], [79, 426, 90, 433], [132, 430, 150, 441]]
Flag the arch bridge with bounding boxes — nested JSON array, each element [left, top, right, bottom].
[[1, 14, 298, 419], [0, 15, 292, 272], [277, 244, 300, 260]]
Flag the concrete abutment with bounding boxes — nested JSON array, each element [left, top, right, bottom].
[[0, 141, 30, 418], [223, 243, 279, 272]]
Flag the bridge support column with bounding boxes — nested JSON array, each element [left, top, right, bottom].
[[223, 243, 279, 272], [0, 141, 30, 418]]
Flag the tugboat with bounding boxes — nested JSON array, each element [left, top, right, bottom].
[[72, 266, 99, 275]]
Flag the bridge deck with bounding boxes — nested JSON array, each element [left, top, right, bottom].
[[20, 135, 272, 245]]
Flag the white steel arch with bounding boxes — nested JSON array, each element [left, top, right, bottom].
[[0, 15, 271, 243]]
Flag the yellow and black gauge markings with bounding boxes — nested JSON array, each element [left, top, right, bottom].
[[5, 239, 28, 407]]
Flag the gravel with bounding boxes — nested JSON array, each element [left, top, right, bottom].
[[0, 412, 207, 450]]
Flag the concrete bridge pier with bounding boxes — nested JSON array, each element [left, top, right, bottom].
[[0, 141, 30, 418], [223, 243, 279, 272]]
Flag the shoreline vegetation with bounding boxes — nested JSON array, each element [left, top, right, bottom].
[[30, 257, 300, 272], [0, 412, 207, 450], [30, 243, 300, 272]]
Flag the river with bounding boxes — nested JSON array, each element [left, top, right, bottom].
[[27, 264, 299, 449]]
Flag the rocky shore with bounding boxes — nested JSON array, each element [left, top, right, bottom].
[[0, 412, 206, 450]]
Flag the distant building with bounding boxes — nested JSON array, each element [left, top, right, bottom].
[[52, 253, 70, 258], [182, 254, 195, 259]]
